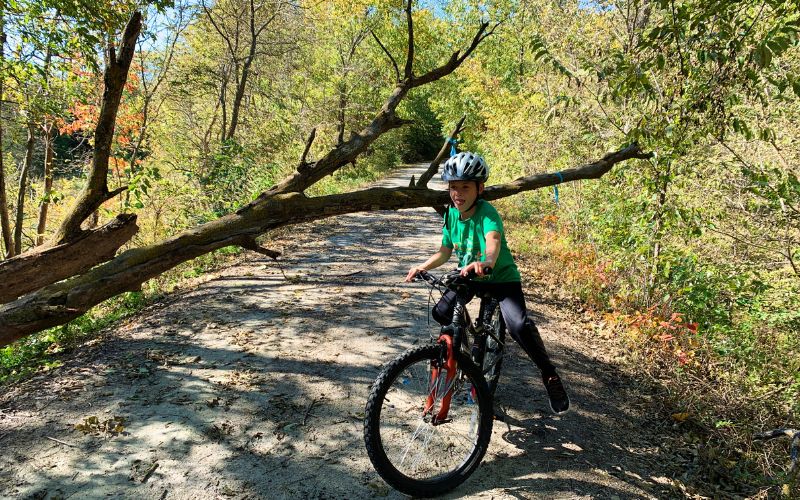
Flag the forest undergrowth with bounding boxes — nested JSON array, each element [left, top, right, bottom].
[[505, 204, 799, 496]]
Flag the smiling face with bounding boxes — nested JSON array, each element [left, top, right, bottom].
[[448, 181, 485, 215]]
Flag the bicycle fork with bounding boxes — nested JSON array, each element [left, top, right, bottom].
[[424, 296, 473, 425], [424, 334, 458, 424]]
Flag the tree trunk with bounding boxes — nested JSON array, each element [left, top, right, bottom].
[[13, 122, 35, 255], [0, 11, 13, 258], [51, 13, 142, 244], [336, 88, 347, 145], [226, 56, 252, 141], [36, 123, 55, 245], [212, 0, 283, 143], [0, 143, 649, 345], [0, 10, 653, 345], [0, 214, 137, 303], [219, 62, 229, 142], [0, 114, 10, 258], [647, 159, 672, 303]]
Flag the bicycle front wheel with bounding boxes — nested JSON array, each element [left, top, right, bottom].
[[364, 344, 494, 497]]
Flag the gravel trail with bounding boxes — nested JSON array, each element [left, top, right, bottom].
[[0, 165, 683, 499]]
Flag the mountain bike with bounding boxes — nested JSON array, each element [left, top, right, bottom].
[[363, 269, 507, 496]]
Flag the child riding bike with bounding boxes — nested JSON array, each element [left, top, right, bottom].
[[404, 151, 570, 414]]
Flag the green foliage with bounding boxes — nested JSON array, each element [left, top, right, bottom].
[[432, 0, 799, 490], [2, 1, 799, 492], [397, 90, 443, 162], [0, 292, 150, 385], [127, 164, 162, 210]]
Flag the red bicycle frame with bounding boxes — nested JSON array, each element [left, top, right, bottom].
[[423, 334, 458, 424]]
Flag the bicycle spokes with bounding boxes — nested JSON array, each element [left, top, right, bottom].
[[364, 344, 494, 495]]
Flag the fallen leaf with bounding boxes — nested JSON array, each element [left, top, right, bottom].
[[671, 412, 690, 423]]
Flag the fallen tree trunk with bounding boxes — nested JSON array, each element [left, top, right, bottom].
[[0, 214, 138, 304], [0, 143, 649, 345], [0, 5, 653, 347]]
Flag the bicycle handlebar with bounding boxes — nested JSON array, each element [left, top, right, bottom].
[[413, 267, 493, 288]]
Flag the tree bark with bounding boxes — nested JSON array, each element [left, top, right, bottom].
[[219, 62, 229, 142], [336, 89, 346, 145], [0, 10, 13, 258], [647, 158, 672, 302], [51, 12, 142, 244], [226, 34, 254, 141], [13, 122, 35, 255], [0, 110, 10, 257], [36, 123, 55, 245], [0, 143, 648, 345], [0, 214, 138, 304]]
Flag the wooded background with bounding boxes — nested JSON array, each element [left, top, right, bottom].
[[0, 0, 798, 494]]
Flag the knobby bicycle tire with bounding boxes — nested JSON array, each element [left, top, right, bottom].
[[482, 308, 506, 396], [363, 344, 494, 497]]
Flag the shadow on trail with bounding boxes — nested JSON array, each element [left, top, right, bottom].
[[0, 208, 443, 499], [1, 199, 704, 498], [452, 342, 680, 499], [0, 335, 384, 498]]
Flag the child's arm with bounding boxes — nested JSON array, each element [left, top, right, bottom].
[[460, 231, 500, 277], [404, 245, 453, 282]]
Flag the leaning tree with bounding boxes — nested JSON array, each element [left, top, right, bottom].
[[0, 3, 650, 345]]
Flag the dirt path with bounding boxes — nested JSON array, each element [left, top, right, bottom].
[[1, 165, 685, 499]]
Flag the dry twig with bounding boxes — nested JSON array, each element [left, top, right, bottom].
[[46, 436, 77, 447], [303, 398, 319, 426]]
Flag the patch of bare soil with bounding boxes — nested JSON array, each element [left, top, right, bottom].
[[1, 166, 690, 499]]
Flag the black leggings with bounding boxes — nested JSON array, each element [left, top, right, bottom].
[[432, 281, 557, 377]]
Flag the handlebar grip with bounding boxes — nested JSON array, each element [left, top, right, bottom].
[[462, 266, 492, 279], [413, 269, 431, 282]]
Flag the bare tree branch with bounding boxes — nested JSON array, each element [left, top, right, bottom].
[[106, 186, 129, 200], [0, 143, 648, 343], [485, 143, 652, 199], [239, 237, 281, 259], [203, 1, 237, 61], [416, 115, 466, 188], [404, 0, 414, 79], [409, 21, 499, 88], [370, 30, 400, 81], [299, 127, 316, 169]]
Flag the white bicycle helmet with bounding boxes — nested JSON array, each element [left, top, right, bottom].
[[441, 152, 489, 182]]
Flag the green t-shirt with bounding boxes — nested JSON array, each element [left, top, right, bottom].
[[441, 199, 521, 283]]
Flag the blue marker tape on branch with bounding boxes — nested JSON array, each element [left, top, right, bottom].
[[554, 171, 564, 204]]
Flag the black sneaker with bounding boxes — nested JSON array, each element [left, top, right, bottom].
[[543, 374, 570, 414]]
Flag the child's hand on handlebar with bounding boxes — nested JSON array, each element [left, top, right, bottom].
[[460, 261, 493, 278], [404, 267, 428, 282]]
